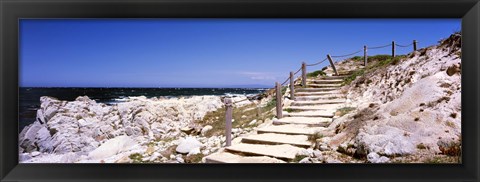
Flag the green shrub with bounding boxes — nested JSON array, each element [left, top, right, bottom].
[[129, 153, 144, 163], [337, 107, 356, 117], [293, 155, 309, 162], [351, 56, 363, 61], [343, 69, 365, 86], [307, 70, 326, 78]]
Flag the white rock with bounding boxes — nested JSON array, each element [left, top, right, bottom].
[[18, 95, 225, 162], [176, 137, 202, 154], [176, 156, 185, 163], [187, 147, 201, 156], [325, 158, 343, 163], [313, 150, 322, 158], [19, 153, 32, 162], [299, 157, 311, 163], [367, 152, 390, 163], [60, 152, 79, 163], [297, 149, 310, 157], [202, 150, 210, 155], [306, 148, 314, 157], [248, 119, 257, 126], [31, 151, 41, 157], [201, 125, 213, 136], [319, 145, 329, 151], [88, 136, 137, 160], [149, 152, 161, 162]]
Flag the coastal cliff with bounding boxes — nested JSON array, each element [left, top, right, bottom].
[[322, 33, 462, 163]]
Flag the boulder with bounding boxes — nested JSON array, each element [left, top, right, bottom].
[[176, 137, 202, 154], [31, 151, 41, 157], [35, 126, 54, 153], [299, 157, 312, 163], [201, 125, 213, 136], [180, 127, 195, 135], [88, 136, 137, 160], [19, 121, 43, 152], [367, 152, 390, 163], [19, 153, 32, 162], [187, 147, 201, 156], [355, 126, 416, 156], [176, 156, 185, 163]]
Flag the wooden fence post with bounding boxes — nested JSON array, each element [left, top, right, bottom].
[[326, 54, 339, 76], [289, 71, 295, 100], [275, 82, 283, 119], [224, 97, 232, 147], [301, 62, 307, 88], [364, 45, 368, 67], [413, 40, 417, 51], [392, 41, 396, 57]]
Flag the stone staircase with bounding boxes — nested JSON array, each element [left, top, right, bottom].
[[204, 74, 350, 163]]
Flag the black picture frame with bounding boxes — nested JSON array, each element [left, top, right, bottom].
[[1, 0, 479, 181]]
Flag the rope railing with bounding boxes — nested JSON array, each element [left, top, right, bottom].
[[294, 67, 302, 75], [395, 43, 414, 47], [281, 77, 290, 86], [305, 58, 328, 67], [369, 43, 392, 49], [222, 39, 420, 146], [330, 49, 363, 58]]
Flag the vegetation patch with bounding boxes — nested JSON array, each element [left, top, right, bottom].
[[439, 141, 461, 156], [198, 97, 276, 137], [351, 56, 363, 62], [307, 70, 326, 78], [160, 145, 177, 158], [308, 131, 324, 143], [342, 69, 365, 86], [129, 153, 145, 163], [336, 107, 356, 117], [416, 143, 428, 150], [423, 156, 459, 163], [341, 55, 407, 87], [292, 155, 309, 163], [185, 153, 205, 163], [284, 108, 294, 112]]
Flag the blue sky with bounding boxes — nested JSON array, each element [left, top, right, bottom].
[[20, 19, 460, 88]]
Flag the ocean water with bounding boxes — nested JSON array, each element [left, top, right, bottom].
[[19, 87, 268, 131]]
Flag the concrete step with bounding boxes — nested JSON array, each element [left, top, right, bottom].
[[284, 104, 344, 111], [292, 99, 346, 106], [296, 88, 338, 92], [306, 83, 342, 88], [319, 75, 349, 80], [307, 79, 344, 84], [257, 124, 329, 136], [225, 143, 303, 160], [273, 117, 332, 127], [241, 133, 312, 148], [294, 95, 346, 101], [283, 110, 335, 118], [205, 152, 286, 163], [295, 91, 343, 96]]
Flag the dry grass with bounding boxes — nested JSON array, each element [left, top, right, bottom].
[[197, 99, 276, 137]]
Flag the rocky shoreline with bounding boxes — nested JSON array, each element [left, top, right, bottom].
[[19, 95, 263, 163]]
